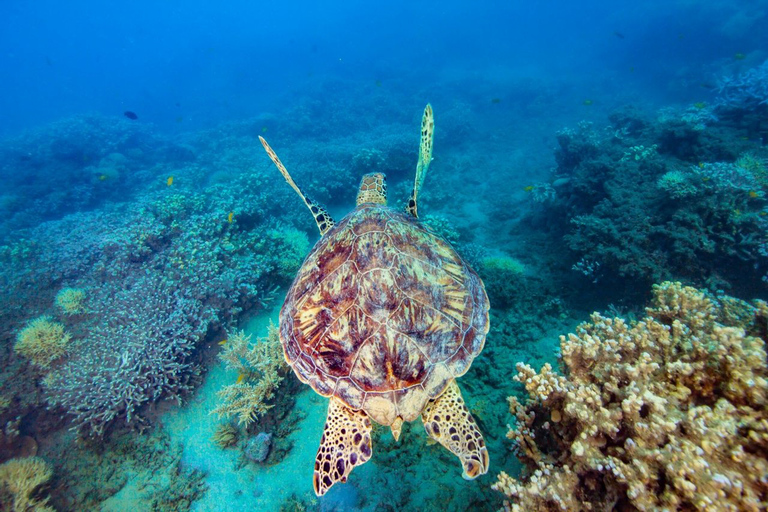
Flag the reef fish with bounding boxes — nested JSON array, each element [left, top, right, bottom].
[[123, 111, 138, 120]]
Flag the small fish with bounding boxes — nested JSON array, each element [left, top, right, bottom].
[[629, 66, 635, 73], [735, 53, 746, 60], [613, 31, 625, 39], [98, 174, 108, 181], [124, 111, 138, 120], [491, 98, 501, 104], [524, 185, 535, 192], [582, 99, 593, 106], [749, 190, 759, 198], [693, 102, 707, 110], [175, 116, 184, 123], [698, 162, 705, 168], [236, 374, 245, 384], [218, 339, 228, 346], [261, 127, 268, 133], [167, 176, 174, 186], [375, 80, 382, 87], [228, 212, 234, 223]]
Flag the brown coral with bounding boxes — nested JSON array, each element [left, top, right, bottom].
[[493, 282, 768, 511]]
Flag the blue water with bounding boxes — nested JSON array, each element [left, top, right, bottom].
[[1, 1, 767, 510]]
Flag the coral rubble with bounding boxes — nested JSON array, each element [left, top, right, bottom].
[[493, 282, 768, 511]]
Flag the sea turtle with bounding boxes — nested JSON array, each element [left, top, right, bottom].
[[259, 105, 490, 496]]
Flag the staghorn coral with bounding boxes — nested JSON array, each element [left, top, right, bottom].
[[0, 457, 54, 512], [493, 282, 768, 511], [211, 324, 287, 426], [55, 287, 86, 315], [14, 316, 71, 369]]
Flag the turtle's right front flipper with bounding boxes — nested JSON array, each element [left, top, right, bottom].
[[406, 104, 435, 219], [259, 136, 335, 235], [314, 398, 373, 496]]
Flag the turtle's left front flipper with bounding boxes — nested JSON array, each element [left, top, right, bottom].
[[422, 380, 489, 479], [314, 398, 373, 496], [259, 136, 335, 236]]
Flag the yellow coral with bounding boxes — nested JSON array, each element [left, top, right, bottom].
[[493, 282, 768, 511], [55, 287, 86, 315], [0, 457, 54, 512], [14, 316, 71, 369], [211, 324, 287, 426]]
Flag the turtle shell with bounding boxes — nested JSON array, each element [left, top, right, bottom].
[[280, 205, 489, 426]]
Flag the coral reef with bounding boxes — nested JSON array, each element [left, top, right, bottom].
[[14, 316, 71, 369], [211, 325, 287, 426], [479, 255, 526, 308], [533, 107, 768, 293], [493, 282, 768, 511], [0, 456, 54, 512], [716, 60, 768, 111]]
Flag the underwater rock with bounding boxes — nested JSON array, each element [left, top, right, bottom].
[[244, 432, 272, 463]]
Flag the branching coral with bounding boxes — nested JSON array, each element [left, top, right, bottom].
[[55, 287, 86, 315], [14, 316, 71, 369], [211, 324, 287, 426], [0, 457, 54, 512], [493, 282, 768, 511]]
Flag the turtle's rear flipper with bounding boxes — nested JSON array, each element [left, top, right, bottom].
[[314, 398, 373, 496], [422, 380, 489, 479]]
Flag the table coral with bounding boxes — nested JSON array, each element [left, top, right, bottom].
[[493, 282, 768, 511]]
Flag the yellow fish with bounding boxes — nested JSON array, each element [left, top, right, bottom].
[[524, 185, 535, 192], [749, 190, 759, 198], [98, 174, 108, 181], [582, 99, 593, 106], [228, 212, 234, 223], [217, 339, 228, 346], [236, 374, 245, 384], [167, 176, 174, 186]]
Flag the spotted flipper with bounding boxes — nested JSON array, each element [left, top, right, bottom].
[[422, 380, 489, 480], [406, 104, 434, 218], [314, 398, 373, 496], [259, 136, 334, 236]]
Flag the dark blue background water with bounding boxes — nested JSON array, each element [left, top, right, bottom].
[[2, 0, 766, 137]]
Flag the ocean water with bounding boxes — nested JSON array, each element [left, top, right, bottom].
[[1, 1, 767, 511]]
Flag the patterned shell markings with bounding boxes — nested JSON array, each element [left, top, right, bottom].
[[280, 205, 489, 426]]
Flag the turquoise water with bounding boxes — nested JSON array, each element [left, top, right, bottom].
[[1, 1, 767, 511]]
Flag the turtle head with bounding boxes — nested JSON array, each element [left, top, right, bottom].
[[356, 173, 387, 206]]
